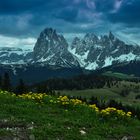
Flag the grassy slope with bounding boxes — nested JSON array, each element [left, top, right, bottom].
[[59, 82, 140, 107], [0, 92, 140, 140], [59, 89, 118, 100], [102, 71, 138, 79]]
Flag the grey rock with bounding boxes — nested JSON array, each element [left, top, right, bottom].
[[0, 47, 33, 64], [69, 31, 140, 70], [33, 28, 79, 68]]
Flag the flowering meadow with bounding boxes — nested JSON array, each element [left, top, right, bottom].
[[0, 90, 140, 140], [16, 92, 133, 119]]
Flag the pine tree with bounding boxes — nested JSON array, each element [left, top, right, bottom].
[[15, 79, 28, 95], [0, 75, 2, 89], [106, 80, 111, 88], [2, 72, 11, 91]]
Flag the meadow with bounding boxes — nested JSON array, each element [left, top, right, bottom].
[[0, 90, 140, 140]]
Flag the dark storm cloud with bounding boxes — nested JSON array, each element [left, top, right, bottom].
[[108, 0, 140, 26], [0, 0, 139, 38], [0, 0, 46, 14], [0, 0, 75, 37], [53, 7, 78, 23]]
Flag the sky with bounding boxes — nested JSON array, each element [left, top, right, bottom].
[[0, 0, 140, 49]]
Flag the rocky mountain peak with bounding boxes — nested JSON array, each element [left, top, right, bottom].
[[85, 33, 97, 39], [69, 31, 140, 70], [39, 28, 67, 45], [44, 27, 56, 34], [109, 31, 115, 41], [33, 27, 79, 67]]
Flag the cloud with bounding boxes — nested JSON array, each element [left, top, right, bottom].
[[111, 0, 123, 13], [108, 0, 140, 26], [0, 0, 139, 47], [0, 35, 36, 49]]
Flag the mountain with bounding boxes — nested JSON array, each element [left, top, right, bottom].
[[69, 32, 140, 70], [0, 28, 140, 71], [33, 28, 79, 68], [0, 47, 32, 64]]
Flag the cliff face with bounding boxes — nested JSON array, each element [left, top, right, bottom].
[[33, 28, 79, 68]]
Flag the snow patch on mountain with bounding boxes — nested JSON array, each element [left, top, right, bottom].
[[85, 62, 98, 70], [103, 52, 138, 68], [0, 47, 33, 65], [103, 57, 114, 67], [117, 52, 137, 62], [68, 47, 89, 67]]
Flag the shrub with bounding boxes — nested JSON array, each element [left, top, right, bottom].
[[135, 95, 140, 99]]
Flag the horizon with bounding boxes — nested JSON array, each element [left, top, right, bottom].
[[0, 29, 139, 50]]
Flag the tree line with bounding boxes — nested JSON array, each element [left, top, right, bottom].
[[1, 72, 140, 95], [0, 72, 28, 95], [32, 74, 120, 91]]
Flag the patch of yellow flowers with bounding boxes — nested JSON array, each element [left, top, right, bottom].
[[57, 96, 83, 106], [89, 104, 132, 118], [0, 90, 132, 119], [18, 92, 48, 103], [100, 107, 132, 118], [89, 104, 99, 112], [17, 93, 133, 118]]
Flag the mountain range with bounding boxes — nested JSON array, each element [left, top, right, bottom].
[[0, 27, 140, 70], [0, 27, 140, 84]]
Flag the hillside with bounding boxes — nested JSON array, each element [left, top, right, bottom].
[[0, 64, 83, 85], [0, 90, 140, 140], [93, 61, 140, 78]]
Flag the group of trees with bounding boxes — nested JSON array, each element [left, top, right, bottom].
[[1, 71, 140, 96], [0, 72, 53, 95], [0, 72, 119, 95], [33, 74, 119, 91], [0, 72, 130, 94], [0, 72, 28, 95], [0, 72, 11, 91]]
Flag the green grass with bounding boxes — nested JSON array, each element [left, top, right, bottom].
[[102, 71, 138, 79], [59, 89, 119, 100], [0, 92, 140, 139], [58, 86, 140, 107]]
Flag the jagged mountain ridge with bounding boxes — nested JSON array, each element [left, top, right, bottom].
[[0, 28, 140, 70], [0, 47, 33, 64], [69, 32, 140, 70]]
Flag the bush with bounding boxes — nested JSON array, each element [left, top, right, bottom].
[[119, 88, 130, 97], [135, 95, 140, 99]]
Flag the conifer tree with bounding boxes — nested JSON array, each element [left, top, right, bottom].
[[0, 75, 2, 88], [2, 72, 11, 91], [15, 79, 28, 95]]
